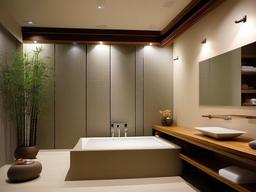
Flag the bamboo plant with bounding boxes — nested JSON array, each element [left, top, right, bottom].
[[0, 47, 49, 147]]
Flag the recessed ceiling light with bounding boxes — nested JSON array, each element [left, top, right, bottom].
[[25, 21, 33, 25], [33, 40, 37, 44], [97, 0, 105, 9]]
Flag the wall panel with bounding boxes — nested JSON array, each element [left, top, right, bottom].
[[0, 25, 19, 167], [144, 46, 173, 135], [135, 46, 144, 136], [111, 45, 136, 136], [55, 44, 86, 148], [23, 44, 55, 149], [87, 44, 110, 137]]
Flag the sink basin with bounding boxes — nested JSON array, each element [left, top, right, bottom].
[[195, 127, 246, 140]]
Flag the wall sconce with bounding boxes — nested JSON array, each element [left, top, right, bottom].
[[173, 56, 179, 61], [235, 15, 247, 24], [201, 38, 207, 44]]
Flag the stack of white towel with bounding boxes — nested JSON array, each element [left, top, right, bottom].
[[219, 166, 256, 184], [242, 66, 256, 72]]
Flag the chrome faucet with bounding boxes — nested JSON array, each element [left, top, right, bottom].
[[111, 122, 128, 137], [124, 124, 128, 137]]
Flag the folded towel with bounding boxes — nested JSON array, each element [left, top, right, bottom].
[[219, 166, 256, 184]]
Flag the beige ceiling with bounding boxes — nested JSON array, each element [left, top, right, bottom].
[[2, 0, 191, 31]]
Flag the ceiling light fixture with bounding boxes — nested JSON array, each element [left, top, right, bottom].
[[99, 41, 103, 44], [25, 21, 33, 25], [201, 38, 207, 44], [149, 43, 153, 46], [235, 15, 247, 24], [97, 0, 105, 9], [33, 40, 37, 44]]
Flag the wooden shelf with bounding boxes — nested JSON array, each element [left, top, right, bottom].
[[179, 154, 256, 192], [242, 103, 256, 107], [242, 54, 256, 59], [242, 71, 256, 75], [152, 125, 256, 192], [241, 90, 256, 94]]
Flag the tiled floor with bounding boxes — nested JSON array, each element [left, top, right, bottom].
[[0, 150, 197, 192]]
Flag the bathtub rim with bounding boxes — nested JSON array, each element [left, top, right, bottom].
[[71, 136, 181, 151]]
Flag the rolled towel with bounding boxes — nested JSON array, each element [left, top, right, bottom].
[[219, 166, 256, 184]]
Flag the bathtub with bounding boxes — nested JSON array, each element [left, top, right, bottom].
[[66, 136, 182, 180]]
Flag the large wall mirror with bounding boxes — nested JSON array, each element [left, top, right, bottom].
[[199, 41, 256, 107]]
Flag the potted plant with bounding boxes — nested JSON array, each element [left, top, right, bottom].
[[0, 47, 49, 159]]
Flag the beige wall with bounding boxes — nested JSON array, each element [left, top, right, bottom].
[[173, 0, 256, 138], [22, 44, 173, 148]]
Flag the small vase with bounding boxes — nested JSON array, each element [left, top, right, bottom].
[[14, 146, 39, 159], [161, 117, 173, 126]]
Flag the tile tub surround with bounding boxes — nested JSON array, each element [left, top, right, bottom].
[[67, 137, 182, 180]]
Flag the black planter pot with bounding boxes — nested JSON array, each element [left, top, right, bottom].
[[14, 146, 39, 159], [161, 117, 173, 126]]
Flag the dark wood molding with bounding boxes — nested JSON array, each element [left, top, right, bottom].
[[160, 0, 225, 46], [22, 27, 161, 44], [22, 0, 224, 46]]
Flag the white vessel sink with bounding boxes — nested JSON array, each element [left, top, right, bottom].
[[195, 127, 246, 140]]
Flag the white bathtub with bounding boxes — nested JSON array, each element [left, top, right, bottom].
[[66, 136, 182, 180]]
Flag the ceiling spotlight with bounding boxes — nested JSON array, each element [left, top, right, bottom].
[[97, 0, 105, 9], [201, 38, 207, 44], [25, 21, 33, 25], [149, 43, 153, 46], [33, 40, 37, 44], [99, 41, 103, 44], [235, 15, 247, 24]]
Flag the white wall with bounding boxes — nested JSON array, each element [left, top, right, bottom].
[[173, 0, 256, 138]]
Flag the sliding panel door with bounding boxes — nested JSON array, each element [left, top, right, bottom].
[[87, 44, 110, 137], [144, 46, 173, 135], [111, 45, 136, 136], [55, 44, 86, 148]]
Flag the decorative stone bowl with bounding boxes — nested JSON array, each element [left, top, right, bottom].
[[7, 160, 42, 182]]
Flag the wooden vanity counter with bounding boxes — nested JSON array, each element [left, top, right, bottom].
[[153, 125, 256, 192], [153, 125, 256, 162]]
